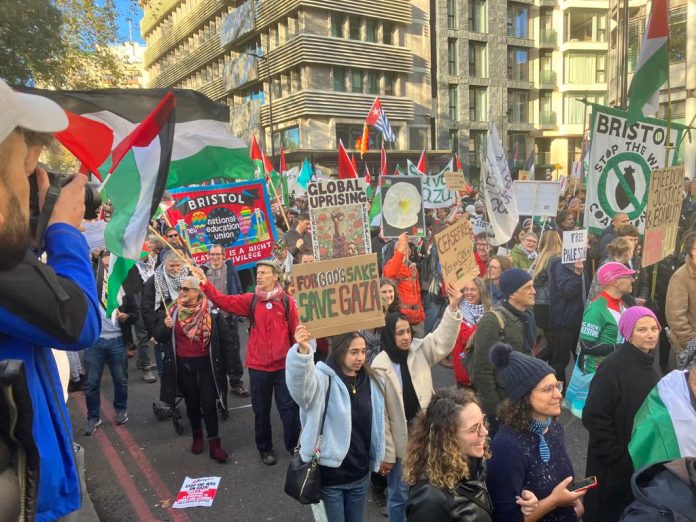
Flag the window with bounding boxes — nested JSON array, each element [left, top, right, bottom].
[[409, 127, 428, 150], [383, 23, 393, 45], [448, 84, 459, 121], [564, 53, 607, 83], [349, 16, 361, 40], [367, 70, 379, 94], [508, 90, 529, 123], [469, 42, 487, 77], [448, 39, 458, 75], [366, 19, 377, 43], [539, 92, 554, 125], [351, 69, 364, 93], [564, 10, 607, 42], [469, 87, 487, 122], [449, 129, 459, 154], [508, 135, 526, 163], [336, 124, 380, 149], [383, 72, 396, 96], [331, 14, 344, 38], [563, 93, 605, 124], [468, 0, 486, 32], [272, 126, 301, 151], [447, 0, 457, 29], [507, 47, 529, 81], [469, 130, 486, 165], [670, 6, 686, 63], [507, 4, 529, 39], [333, 66, 346, 92]]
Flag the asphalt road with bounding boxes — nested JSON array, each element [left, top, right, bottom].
[[67, 326, 589, 522]]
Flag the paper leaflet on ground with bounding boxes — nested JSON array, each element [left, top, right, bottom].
[[172, 476, 221, 509]]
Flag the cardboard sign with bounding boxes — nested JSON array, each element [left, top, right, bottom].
[[642, 166, 684, 267], [294, 254, 385, 338], [307, 179, 371, 261], [166, 181, 276, 269], [444, 171, 468, 191], [380, 176, 426, 238], [513, 181, 561, 217], [173, 476, 221, 509], [435, 220, 479, 290], [518, 170, 530, 181], [562, 229, 588, 264]]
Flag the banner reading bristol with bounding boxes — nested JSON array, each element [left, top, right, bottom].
[[166, 181, 276, 269], [585, 105, 687, 234]]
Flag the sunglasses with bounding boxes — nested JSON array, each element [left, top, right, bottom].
[[166, 234, 178, 239]]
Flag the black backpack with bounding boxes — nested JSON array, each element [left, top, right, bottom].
[[248, 293, 291, 332]]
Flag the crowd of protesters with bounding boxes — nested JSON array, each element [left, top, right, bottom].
[[1, 81, 695, 521]]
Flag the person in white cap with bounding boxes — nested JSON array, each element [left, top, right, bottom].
[[0, 79, 102, 520]]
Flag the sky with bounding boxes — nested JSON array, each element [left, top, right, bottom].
[[115, 0, 146, 44]]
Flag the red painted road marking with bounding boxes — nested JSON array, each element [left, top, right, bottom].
[[99, 394, 190, 522], [76, 400, 159, 521]]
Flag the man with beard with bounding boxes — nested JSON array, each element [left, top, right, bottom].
[[0, 79, 101, 520]]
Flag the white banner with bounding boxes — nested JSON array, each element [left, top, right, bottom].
[[406, 160, 457, 209]]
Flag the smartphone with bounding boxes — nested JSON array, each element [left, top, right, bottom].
[[568, 476, 598, 492]]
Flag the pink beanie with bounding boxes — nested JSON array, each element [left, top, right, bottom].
[[618, 306, 661, 341]]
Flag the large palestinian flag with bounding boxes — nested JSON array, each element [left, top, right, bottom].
[[23, 87, 254, 188]]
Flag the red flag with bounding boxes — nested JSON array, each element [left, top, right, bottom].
[[380, 144, 387, 176], [55, 111, 115, 180], [351, 154, 358, 173], [250, 135, 263, 163], [338, 141, 358, 179], [454, 153, 463, 172], [364, 165, 371, 185], [280, 146, 287, 174], [417, 149, 427, 174], [262, 151, 275, 177]]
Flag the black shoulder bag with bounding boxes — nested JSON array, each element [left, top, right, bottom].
[[284, 377, 332, 504]]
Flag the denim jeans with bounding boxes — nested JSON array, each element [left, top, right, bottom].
[[387, 459, 409, 522], [248, 368, 300, 453], [131, 314, 152, 371], [83, 336, 128, 419], [321, 473, 370, 522]]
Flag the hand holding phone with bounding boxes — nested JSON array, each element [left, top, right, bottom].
[[567, 476, 598, 493]]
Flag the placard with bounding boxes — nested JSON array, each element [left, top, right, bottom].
[[293, 254, 385, 338], [444, 171, 468, 191], [470, 214, 489, 235], [562, 229, 588, 264], [307, 179, 371, 261], [642, 166, 684, 267], [518, 170, 530, 181], [380, 176, 426, 238], [165, 181, 276, 269], [81, 220, 106, 251], [173, 476, 221, 509], [435, 219, 479, 291], [513, 181, 562, 217]]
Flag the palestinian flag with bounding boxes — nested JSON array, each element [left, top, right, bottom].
[[102, 93, 175, 259], [629, 370, 696, 470], [104, 255, 136, 317], [22, 87, 254, 188], [627, 0, 669, 121], [250, 135, 263, 178], [369, 185, 382, 227], [279, 147, 290, 206]]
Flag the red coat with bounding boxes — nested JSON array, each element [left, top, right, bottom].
[[201, 282, 298, 372], [383, 249, 426, 325], [452, 322, 477, 386], [475, 252, 488, 278]]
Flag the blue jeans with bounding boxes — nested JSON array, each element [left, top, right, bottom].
[[84, 336, 128, 420], [387, 459, 409, 522], [321, 473, 370, 522]]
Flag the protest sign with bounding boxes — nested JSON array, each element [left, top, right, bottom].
[[513, 181, 561, 217], [407, 160, 457, 209], [562, 229, 588, 264], [642, 166, 684, 267], [470, 214, 489, 235], [293, 254, 384, 338], [380, 176, 426, 238], [82, 220, 106, 251], [435, 219, 479, 291], [518, 170, 530, 181], [584, 105, 688, 234], [173, 476, 221, 509], [307, 179, 371, 261], [166, 181, 276, 268], [444, 171, 468, 192]]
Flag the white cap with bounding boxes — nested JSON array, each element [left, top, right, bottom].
[[465, 205, 476, 214], [0, 79, 68, 144]]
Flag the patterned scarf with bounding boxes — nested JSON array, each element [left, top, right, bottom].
[[255, 282, 283, 301], [154, 263, 189, 309], [174, 296, 212, 346], [530, 417, 553, 464], [458, 301, 485, 327]]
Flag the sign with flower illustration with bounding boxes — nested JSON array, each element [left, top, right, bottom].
[[307, 179, 372, 261], [380, 176, 426, 238]]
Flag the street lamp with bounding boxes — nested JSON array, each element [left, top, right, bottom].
[[245, 51, 276, 157]]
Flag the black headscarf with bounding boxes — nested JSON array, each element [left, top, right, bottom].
[[382, 312, 421, 423]]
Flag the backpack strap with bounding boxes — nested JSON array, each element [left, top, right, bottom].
[[248, 293, 290, 332], [490, 309, 506, 341]]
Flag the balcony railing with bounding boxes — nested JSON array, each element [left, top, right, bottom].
[[539, 70, 556, 85], [539, 111, 557, 126], [540, 29, 557, 47]]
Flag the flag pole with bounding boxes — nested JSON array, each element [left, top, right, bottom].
[[148, 225, 195, 270], [267, 177, 291, 230]]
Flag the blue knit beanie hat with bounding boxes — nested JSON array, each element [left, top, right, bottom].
[[499, 268, 533, 299], [490, 343, 554, 400]]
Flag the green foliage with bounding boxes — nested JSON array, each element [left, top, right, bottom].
[[0, 0, 125, 88]]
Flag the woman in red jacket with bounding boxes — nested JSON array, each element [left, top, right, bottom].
[[452, 278, 491, 387]]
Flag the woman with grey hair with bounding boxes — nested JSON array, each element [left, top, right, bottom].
[[152, 275, 234, 463]]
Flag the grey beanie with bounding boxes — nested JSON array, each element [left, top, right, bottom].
[[489, 343, 554, 400]]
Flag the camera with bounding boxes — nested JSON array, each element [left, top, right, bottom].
[[29, 169, 102, 249]]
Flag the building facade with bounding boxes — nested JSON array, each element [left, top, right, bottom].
[[432, 0, 609, 180]]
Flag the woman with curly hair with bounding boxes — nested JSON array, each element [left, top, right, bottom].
[[404, 388, 539, 521], [487, 343, 587, 521]]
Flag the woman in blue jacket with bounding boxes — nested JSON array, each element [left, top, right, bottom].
[[286, 326, 386, 522]]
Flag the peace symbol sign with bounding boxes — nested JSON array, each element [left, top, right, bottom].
[[597, 152, 652, 220]]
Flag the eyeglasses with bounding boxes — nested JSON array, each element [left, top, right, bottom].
[[459, 415, 487, 436], [534, 381, 563, 394], [180, 287, 195, 292], [209, 253, 223, 257], [166, 234, 178, 239]]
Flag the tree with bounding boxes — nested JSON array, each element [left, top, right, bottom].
[[0, 0, 125, 88]]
